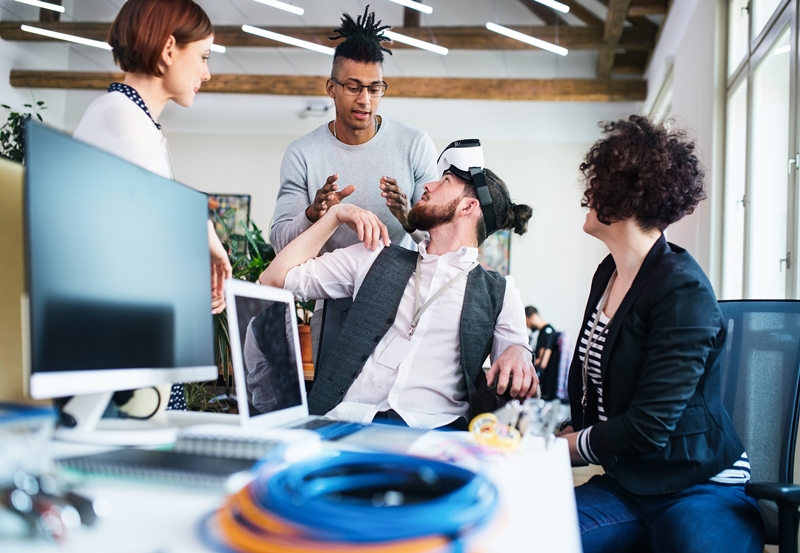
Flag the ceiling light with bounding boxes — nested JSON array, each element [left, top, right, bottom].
[[774, 45, 791, 55], [382, 30, 447, 55], [211, 44, 226, 53], [388, 0, 432, 15], [14, 0, 65, 12], [252, 0, 304, 16], [485, 22, 567, 56], [20, 25, 112, 50], [242, 25, 334, 55], [533, 0, 569, 14]]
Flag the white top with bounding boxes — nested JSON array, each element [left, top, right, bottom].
[[284, 241, 529, 429], [73, 91, 172, 179]]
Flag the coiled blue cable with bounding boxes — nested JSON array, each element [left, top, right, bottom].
[[247, 451, 498, 545]]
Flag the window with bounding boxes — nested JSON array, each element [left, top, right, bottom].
[[722, 2, 796, 299]]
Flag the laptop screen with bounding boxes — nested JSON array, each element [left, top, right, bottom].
[[225, 280, 306, 424]]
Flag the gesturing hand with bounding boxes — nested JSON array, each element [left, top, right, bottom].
[[306, 174, 356, 223], [329, 203, 391, 250], [380, 176, 414, 232]]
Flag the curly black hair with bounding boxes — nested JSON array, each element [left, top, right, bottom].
[[329, 5, 392, 64], [463, 168, 533, 245], [579, 115, 706, 232]]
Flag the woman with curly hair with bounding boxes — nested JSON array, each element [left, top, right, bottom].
[[560, 116, 764, 552]]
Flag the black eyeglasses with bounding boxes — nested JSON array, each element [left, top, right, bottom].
[[330, 77, 388, 97]]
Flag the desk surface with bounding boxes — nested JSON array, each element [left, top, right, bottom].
[[8, 435, 582, 553]]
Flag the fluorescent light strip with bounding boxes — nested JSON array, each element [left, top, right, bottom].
[[21, 25, 112, 50], [485, 22, 567, 56], [388, 0, 433, 15], [211, 44, 227, 53], [242, 25, 334, 55], [252, 0, 304, 16], [533, 0, 569, 14], [383, 30, 447, 55], [14, 0, 65, 12]]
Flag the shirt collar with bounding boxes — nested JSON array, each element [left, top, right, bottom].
[[108, 82, 162, 130], [418, 240, 479, 264]]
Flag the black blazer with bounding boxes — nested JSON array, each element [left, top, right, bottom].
[[568, 235, 745, 495]]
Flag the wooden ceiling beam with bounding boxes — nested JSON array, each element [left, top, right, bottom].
[[559, 0, 604, 26], [519, 0, 566, 26], [598, 0, 632, 78], [629, 0, 667, 17], [0, 22, 656, 51], [39, 0, 61, 23], [9, 70, 647, 102], [403, 5, 421, 27], [612, 51, 649, 74]]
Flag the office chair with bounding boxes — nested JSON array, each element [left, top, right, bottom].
[[718, 300, 800, 552]]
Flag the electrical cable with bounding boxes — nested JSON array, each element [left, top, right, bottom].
[[211, 451, 498, 553]]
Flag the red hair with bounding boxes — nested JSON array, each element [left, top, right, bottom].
[[108, 0, 213, 77]]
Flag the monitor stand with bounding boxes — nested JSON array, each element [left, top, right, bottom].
[[54, 392, 178, 446]]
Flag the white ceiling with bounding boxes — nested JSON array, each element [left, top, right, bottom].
[[0, 0, 644, 139]]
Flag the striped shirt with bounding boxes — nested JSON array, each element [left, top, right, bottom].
[[576, 307, 750, 485]]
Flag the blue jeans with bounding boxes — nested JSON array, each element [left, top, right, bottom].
[[575, 474, 765, 553]]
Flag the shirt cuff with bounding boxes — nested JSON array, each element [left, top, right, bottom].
[[577, 427, 601, 465]]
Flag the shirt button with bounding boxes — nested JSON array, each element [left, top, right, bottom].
[[373, 336, 381, 342], [361, 355, 369, 362], [339, 389, 345, 395], [386, 318, 394, 324]]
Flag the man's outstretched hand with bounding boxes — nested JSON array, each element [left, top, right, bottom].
[[306, 174, 356, 222]]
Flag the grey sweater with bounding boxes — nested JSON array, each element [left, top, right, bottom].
[[270, 117, 438, 253]]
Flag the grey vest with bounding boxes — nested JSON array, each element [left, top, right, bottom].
[[308, 245, 507, 421]]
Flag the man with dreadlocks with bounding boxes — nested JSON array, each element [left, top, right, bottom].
[[270, 6, 437, 253]]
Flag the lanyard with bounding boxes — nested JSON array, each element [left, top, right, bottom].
[[406, 254, 479, 340], [581, 270, 617, 409]]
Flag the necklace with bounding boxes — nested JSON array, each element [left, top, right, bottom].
[[331, 116, 380, 142], [581, 270, 617, 409]]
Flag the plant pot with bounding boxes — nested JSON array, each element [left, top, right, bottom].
[[298, 323, 314, 380]]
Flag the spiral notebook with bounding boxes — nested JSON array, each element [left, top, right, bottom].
[[58, 448, 255, 488]]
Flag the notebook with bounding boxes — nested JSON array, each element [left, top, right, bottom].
[[224, 279, 428, 452]]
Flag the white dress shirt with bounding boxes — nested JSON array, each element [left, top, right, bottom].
[[284, 241, 529, 429], [73, 91, 172, 180]]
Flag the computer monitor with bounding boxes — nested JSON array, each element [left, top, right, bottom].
[[23, 121, 216, 443]]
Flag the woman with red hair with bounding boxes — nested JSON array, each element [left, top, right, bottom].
[[74, 0, 231, 410]]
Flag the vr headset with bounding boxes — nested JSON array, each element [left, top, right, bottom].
[[436, 139, 497, 236]]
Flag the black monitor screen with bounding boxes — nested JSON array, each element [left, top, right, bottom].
[[24, 122, 214, 389]]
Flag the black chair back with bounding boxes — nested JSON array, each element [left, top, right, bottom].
[[718, 299, 800, 543]]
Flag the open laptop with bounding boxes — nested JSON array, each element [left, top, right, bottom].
[[223, 278, 368, 441], [222, 278, 433, 455]]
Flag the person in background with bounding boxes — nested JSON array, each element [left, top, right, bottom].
[[73, 0, 232, 410], [525, 306, 559, 399], [560, 116, 763, 553], [260, 141, 536, 430]]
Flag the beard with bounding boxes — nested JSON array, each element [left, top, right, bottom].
[[407, 196, 461, 231]]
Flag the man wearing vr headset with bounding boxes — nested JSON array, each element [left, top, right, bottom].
[[260, 140, 536, 430]]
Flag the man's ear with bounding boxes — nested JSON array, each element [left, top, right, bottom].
[[326, 78, 336, 98], [460, 196, 481, 217], [160, 35, 177, 69]]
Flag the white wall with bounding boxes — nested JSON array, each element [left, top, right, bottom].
[[645, 0, 725, 291]]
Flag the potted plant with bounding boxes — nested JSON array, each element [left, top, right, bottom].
[[0, 100, 46, 163]]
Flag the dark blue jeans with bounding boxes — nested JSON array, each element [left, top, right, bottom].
[[575, 474, 765, 553]]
